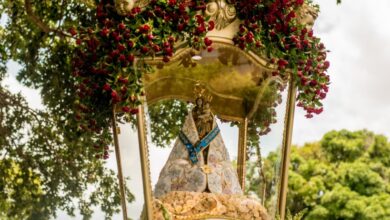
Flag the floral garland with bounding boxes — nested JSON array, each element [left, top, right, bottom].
[[71, 0, 330, 158]]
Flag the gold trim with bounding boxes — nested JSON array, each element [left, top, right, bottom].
[[237, 117, 248, 190], [139, 42, 278, 73], [111, 107, 128, 220], [136, 104, 154, 219], [277, 78, 297, 220]]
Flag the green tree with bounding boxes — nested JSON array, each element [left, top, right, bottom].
[[249, 130, 390, 220]]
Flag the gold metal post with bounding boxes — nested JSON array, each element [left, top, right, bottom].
[[111, 107, 128, 220], [136, 105, 154, 219], [278, 79, 297, 220], [237, 118, 248, 191]]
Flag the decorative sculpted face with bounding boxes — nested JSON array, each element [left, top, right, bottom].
[[196, 98, 203, 107]]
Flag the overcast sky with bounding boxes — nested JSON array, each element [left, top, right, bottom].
[[2, 0, 390, 219]]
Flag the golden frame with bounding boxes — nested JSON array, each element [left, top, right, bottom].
[[129, 43, 296, 220]]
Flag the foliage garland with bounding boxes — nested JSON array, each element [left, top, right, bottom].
[[71, 0, 330, 156]]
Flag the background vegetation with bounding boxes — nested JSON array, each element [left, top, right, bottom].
[[247, 129, 390, 220]]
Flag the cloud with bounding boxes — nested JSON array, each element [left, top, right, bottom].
[[293, 0, 390, 145]]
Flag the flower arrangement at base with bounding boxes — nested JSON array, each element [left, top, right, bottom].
[[71, 0, 331, 156]]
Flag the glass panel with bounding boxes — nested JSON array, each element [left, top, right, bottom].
[[245, 85, 289, 218], [117, 119, 146, 220]]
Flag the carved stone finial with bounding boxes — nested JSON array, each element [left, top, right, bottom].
[[114, 0, 150, 15], [206, 0, 237, 30], [114, 0, 134, 15], [297, 4, 319, 29]]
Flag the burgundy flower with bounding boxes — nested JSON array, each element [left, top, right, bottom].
[[127, 54, 135, 62], [118, 77, 129, 84], [100, 28, 109, 37], [163, 56, 170, 62], [277, 59, 289, 68], [323, 61, 330, 69], [68, 27, 77, 36], [122, 106, 131, 112], [130, 108, 139, 115], [119, 54, 126, 62], [305, 113, 313, 118], [102, 83, 111, 91], [118, 23, 126, 31], [141, 46, 149, 53], [196, 25, 206, 34], [208, 21, 215, 31], [111, 91, 120, 103], [117, 44, 126, 51], [139, 24, 150, 33], [204, 37, 212, 46]]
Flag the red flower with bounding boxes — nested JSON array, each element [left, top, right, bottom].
[[208, 21, 215, 31], [196, 25, 206, 34], [119, 54, 126, 62], [277, 59, 289, 68], [178, 23, 185, 31], [118, 23, 126, 31], [141, 46, 149, 53], [117, 44, 126, 51], [122, 106, 131, 112], [296, 0, 304, 5], [314, 107, 323, 114], [118, 77, 129, 84], [195, 15, 204, 24], [127, 54, 135, 63], [68, 27, 77, 36], [111, 91, 120, 102], [204, 37, 212, 46], [305, 113, 313, 118], [323, 61, 330, 69], [102, 83, 111, 91], [139, 24, 150, 33], [147, 34, 154, 41], [100, 28, 109, 37], [130, 108, 139, 115], [163, 56, 170, 63]]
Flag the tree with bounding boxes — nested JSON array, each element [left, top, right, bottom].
[[249, 130, 390, 220], [0, 85, 136, 219]]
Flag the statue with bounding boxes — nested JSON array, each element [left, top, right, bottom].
[[154, 86, 243, 198], [152, 85, 269, 219]]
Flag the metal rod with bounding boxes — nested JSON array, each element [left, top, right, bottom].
[[278, 79, 297, 220], [136, 105, 154, 219], [237, 117, 248, 191], [111, 107, 128, 220]]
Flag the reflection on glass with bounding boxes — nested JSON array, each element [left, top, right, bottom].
[[245, 87, 288, 217], [117, 122, 145, 220]]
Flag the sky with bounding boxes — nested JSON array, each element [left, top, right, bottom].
[[2, 0, 390, 219]]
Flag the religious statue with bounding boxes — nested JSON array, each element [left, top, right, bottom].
[[152, 86, 270, 219], [154, 86, 243, 198]]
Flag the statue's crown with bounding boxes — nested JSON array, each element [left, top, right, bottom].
[[194, 83, 213, 103]]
